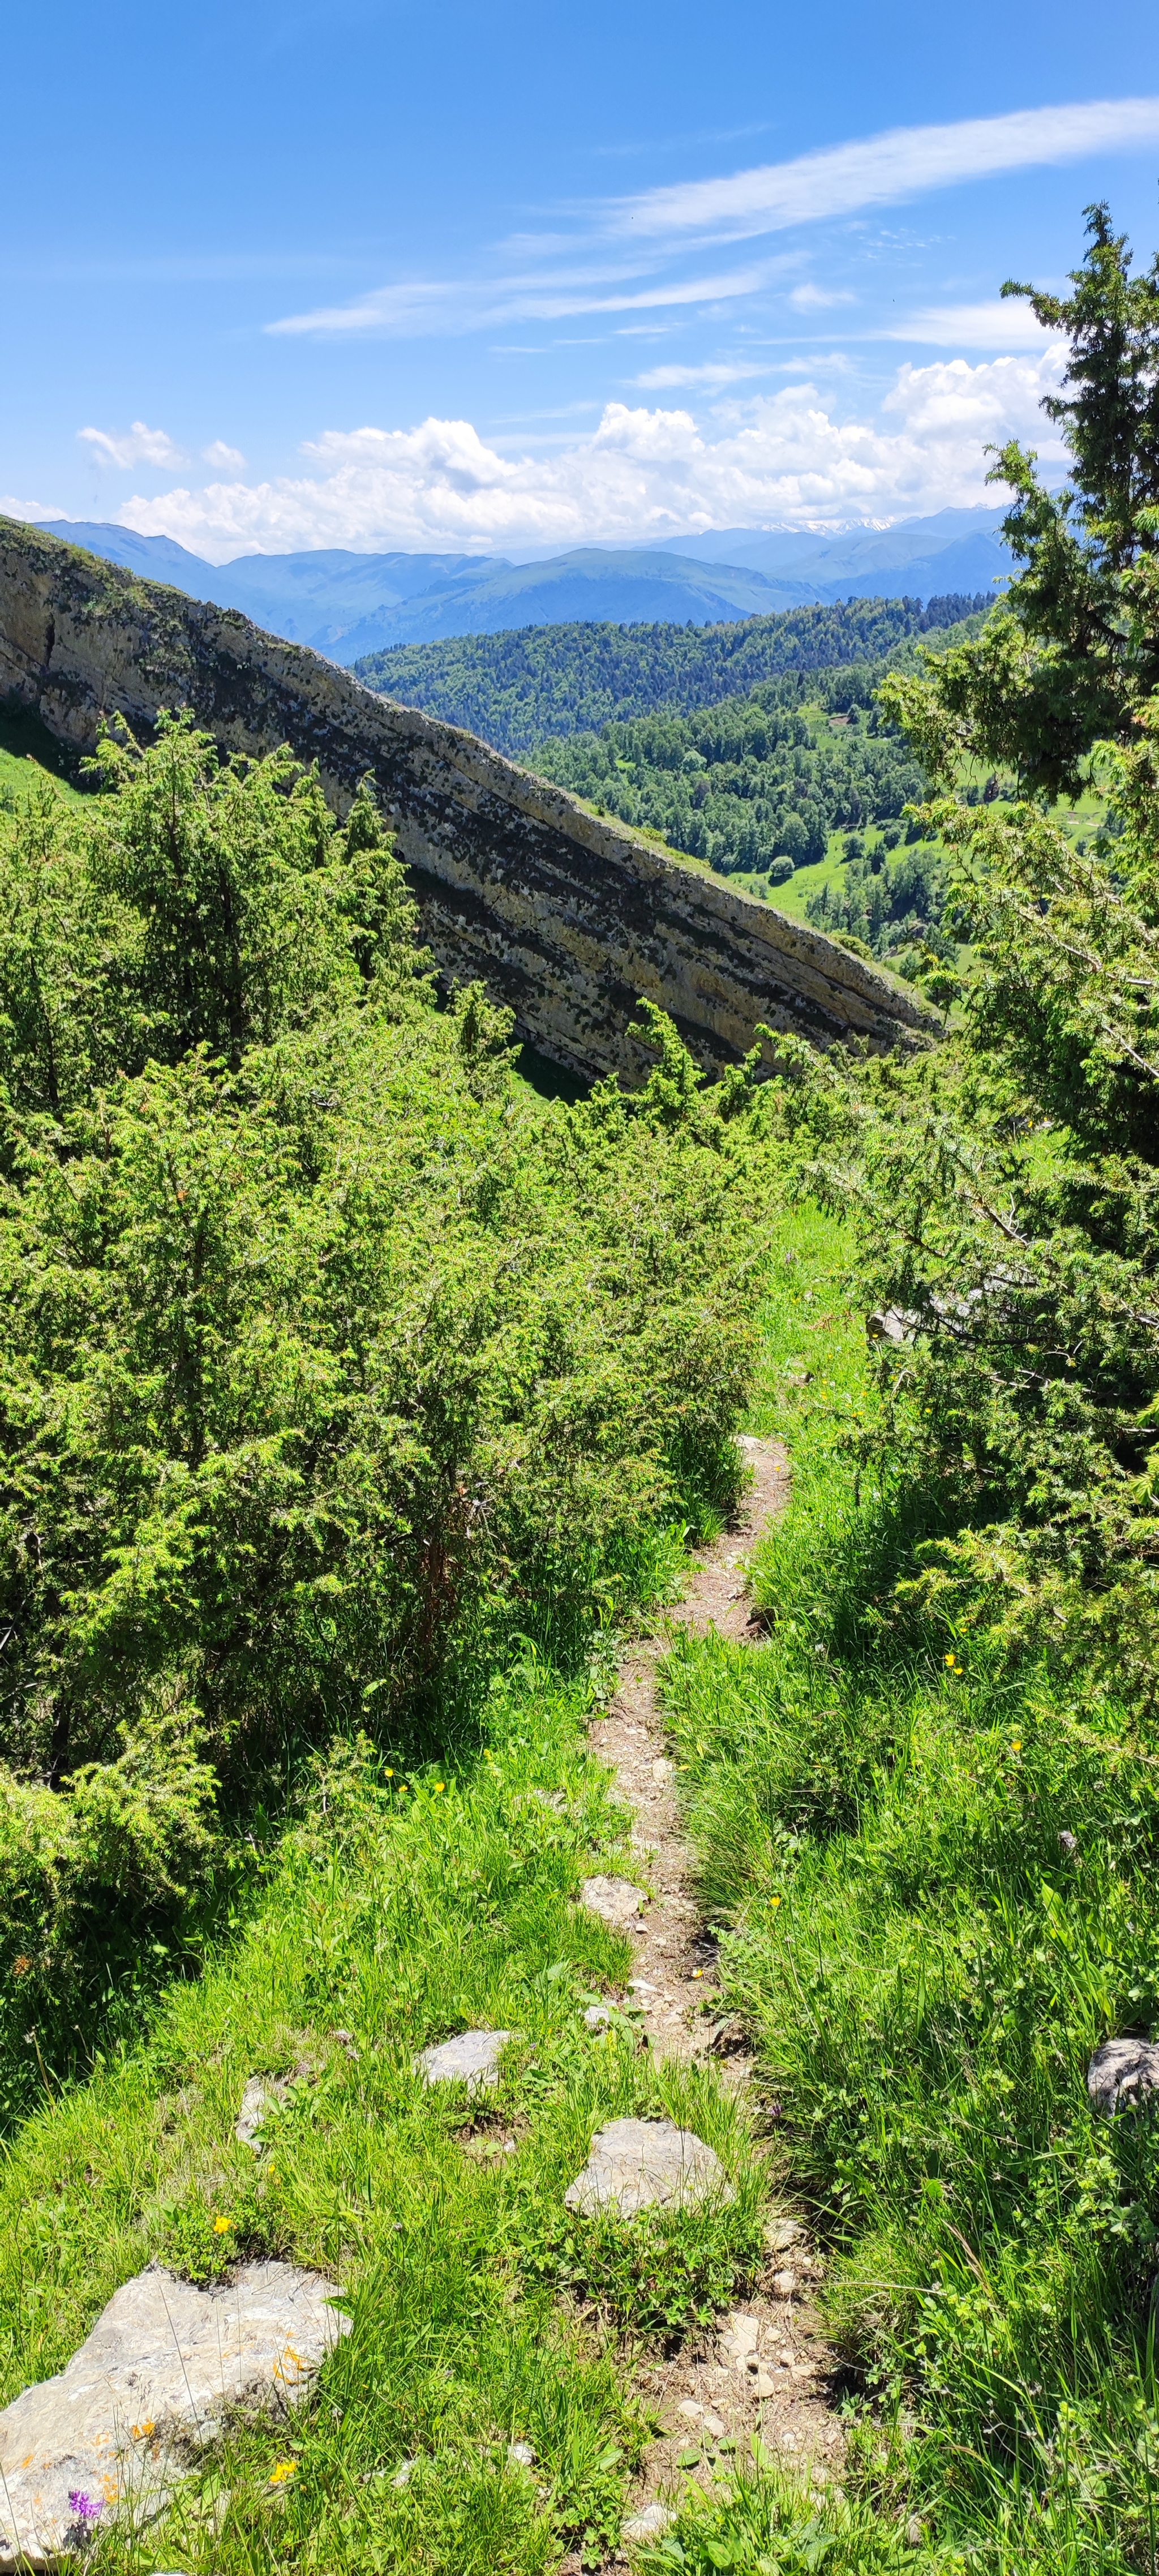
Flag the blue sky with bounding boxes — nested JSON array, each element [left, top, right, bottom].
[[6, 0, 1159, 560]]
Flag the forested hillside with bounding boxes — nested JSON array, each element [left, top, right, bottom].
[[356, 593, 988, 755], [527, 681, 932, 873]]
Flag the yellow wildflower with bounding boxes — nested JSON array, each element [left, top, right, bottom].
[[269, 2459, 298, 2485], [212, 2215, 231, 2235]]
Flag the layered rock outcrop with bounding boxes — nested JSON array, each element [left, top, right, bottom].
[[0, 518, 935, 1081]]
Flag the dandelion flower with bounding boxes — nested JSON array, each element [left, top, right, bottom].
[[945, 1653, 955, 1668], [771, 1895, 782, 1909], [269, 2459, 298, 2485], [212, 2214, 231, 2235], [433, 1782, 445, 1793]]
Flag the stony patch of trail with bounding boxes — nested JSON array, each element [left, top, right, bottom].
[[586, 1435, 847, 2559]]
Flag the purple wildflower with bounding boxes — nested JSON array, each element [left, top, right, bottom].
[[68, 2491, 104, 2522]]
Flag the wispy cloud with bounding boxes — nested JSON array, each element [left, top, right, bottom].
[[267, 259, 788, 339], [264, 95, 1159, 350], [789, 282, 855, 310], [608, 96, 1159, 242], [883, 298, 1062, 349], [634, 359, 774, 388], [202, 439, 247, 468], [78, 420, 186, 469]]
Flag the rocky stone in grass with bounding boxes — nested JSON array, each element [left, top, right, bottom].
[[564, 2116, 731, 2219], [0, 2258, 347, 2571], [1088, 2037, 1159, 2114], [622, 2499, 672, 2543], [580, 1875, 647, 1928], [417, 2029, 513, 2095], [236, 2074, 287, 2150], [583, 2002, 613, 2031]]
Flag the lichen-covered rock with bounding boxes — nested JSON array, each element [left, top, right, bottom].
[[0, 2258, 346, 2570], [580, 1875, 646, 1927], [564, 2116, 731, 2218], [1088, 2036, 1159, 2114], [416, 2029, 514, 2094]]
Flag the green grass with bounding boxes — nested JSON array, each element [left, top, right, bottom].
[[0, 702, 82, 804], [8, 1191, 1158, 2574], [2, 1658, 769, 2575], [654, 1207, 1159, 2575]]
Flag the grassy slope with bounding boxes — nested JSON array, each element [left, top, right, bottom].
[[11, 1193, 1152, 2576], [2, 1656, 770, 2575], [0, 704, 81, 804], [652, 1212, 1159, 2576]]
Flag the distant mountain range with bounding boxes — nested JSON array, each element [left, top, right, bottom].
[[28, 507, 1014, 660]]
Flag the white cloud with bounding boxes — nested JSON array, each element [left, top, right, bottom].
[[263, 94, 1159, 351], [612, 95, 1159, 241], [789, 283, 855, 310], [885, 299, 1062, 349], [1, 495, 66, 524], [115, 349, 1067, 562], [268, 259, 787, 339], [202, 439, 247, 468], [634, 359, 773, 389], [78, 420, 187, 470]]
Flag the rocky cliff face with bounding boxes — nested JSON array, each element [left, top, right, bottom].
[[0, 517, 935, 1081]]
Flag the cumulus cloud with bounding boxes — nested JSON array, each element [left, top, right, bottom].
[[1, 494, 66, 525], [78, 421, 187, 470], [202, 439, 247, 468], [114, 348, 1067, 562]]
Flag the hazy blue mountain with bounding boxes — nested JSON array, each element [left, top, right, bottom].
[[33, 522, 502, 650], [649, 505, 1013, 589], [36, 520, 222, 588], [327, 547, 820, 656], [27, 512, 1008, 658]]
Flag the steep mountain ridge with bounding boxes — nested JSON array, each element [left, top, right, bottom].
[[0, 516, 935, 1086]]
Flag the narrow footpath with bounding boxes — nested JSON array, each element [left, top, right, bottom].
[[588, 1435, 846, 2557]]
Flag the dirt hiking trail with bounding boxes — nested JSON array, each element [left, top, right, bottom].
[[586, 1435, 847, 2561]]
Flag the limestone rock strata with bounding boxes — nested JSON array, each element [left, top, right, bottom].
[[0, 517, 937, 1083]]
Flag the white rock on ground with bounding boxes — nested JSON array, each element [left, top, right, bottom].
[[580, 1876, 646, 1928], [415, 2029, 513, 2095], [235, 2073, 292, 2150], [622, 2499, 672, 2541], [1088, 2037, 1159, 2114], [564, 2116, 731, 2219], [0, 2258, 347, 2571], [583, 2002, 613, 2030]]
